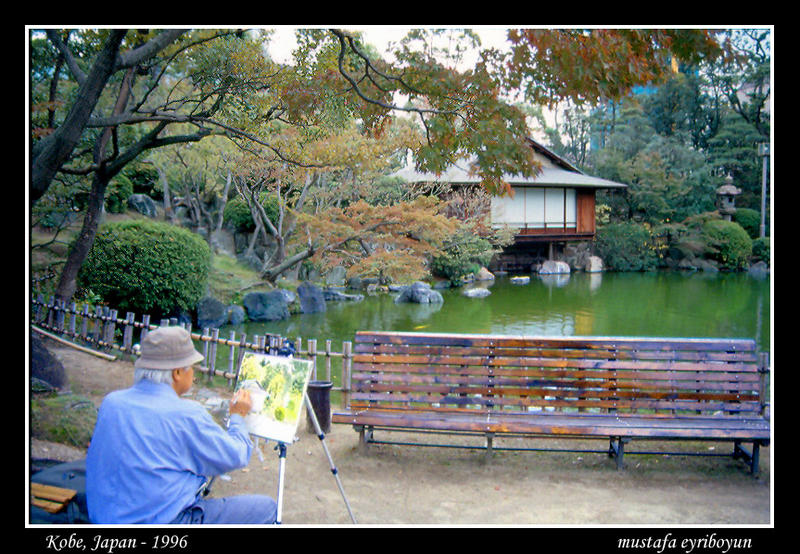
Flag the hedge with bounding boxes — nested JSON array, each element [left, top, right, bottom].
[[77, 220, 211, 316]]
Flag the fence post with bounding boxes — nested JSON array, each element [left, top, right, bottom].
[[307, 339, 317, 380], [233, 333, 247, 384], [209, 328, 219, 380], [141, 315, 151, 342], [342, 341, 352, 409], [226, 331, 236, 387], [202, 328, 211, 382], [325, 339, 332, 382], [68, 302, 77, 338], [80, 305, 90, 341], [92, 306, 104, 345], [122, 312, 135, 353]]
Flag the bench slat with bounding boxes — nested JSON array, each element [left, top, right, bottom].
[[333, 408, 770, 440], [356, 332, 758, 352]]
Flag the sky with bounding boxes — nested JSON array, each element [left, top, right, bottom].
[[262, 26, 556, 136], [263, 26, 513, 67]]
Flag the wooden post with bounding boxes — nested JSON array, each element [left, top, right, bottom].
[[308, 339, 317, 380], [202, 328, 210, 382], [141, 315, 151, 341], [122, 312, 135, 353], [233, 333, 248, 383], [227, 331, 236, 386], [209, 328, 219, 380], [80, 305, 90, 341], [106, 309, 118, 351], [92, 306, 104, 345], [325, 339, 332, 382], [342, 341, 352, 409], [68, 302, 78, 338]]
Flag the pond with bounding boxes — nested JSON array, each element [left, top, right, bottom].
[[225, 270, 771, 355]]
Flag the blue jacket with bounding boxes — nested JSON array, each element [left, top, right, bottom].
[[86, 380, 252, 523]]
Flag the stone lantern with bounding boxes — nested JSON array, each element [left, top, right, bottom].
[[716, 175, 741, 221]]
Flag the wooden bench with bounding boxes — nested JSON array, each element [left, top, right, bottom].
[[31, 482, 77, 514], [332, 331, 771, 475]]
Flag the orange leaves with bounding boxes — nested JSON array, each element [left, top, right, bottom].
[[297, 196, 458, 283], [506, 29, 725, 105]]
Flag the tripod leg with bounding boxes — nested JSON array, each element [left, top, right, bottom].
[[275, 442, 287, 524], [304, 393, 358, 524]]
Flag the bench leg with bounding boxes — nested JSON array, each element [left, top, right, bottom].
[[357, 426, 373, 454], [609, 437, 629, 470], [733, 440, 762, 476], [484, 433, 494, 464]]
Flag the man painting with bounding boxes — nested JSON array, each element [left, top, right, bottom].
[[86, 326, 277, 524]]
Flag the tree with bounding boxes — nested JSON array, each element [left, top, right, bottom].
[[30, 27, 730, 302]]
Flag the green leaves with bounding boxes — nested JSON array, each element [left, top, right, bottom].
[[77, 220, 211, 317]]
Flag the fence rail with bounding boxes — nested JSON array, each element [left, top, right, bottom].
[[30, 295, 353, 408]]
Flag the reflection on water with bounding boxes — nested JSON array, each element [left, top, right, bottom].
[[228, 271, 771, 354]]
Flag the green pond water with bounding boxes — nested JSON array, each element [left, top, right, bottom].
[[221, 270, 771, 361]]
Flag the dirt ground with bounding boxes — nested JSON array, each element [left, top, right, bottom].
[[31, 337, 773, 527]]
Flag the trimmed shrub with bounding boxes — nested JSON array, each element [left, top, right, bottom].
[[733, 208, 761, 239], [595, 222, 658, 271], [701, 219, 752, 270], [752, 237, 770, 265], [77, 220, 211, 316]]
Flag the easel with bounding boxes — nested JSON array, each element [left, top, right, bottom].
[[273, 392, 357, 524]]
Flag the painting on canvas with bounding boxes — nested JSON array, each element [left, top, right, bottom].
[[234, 352, 314, 443]]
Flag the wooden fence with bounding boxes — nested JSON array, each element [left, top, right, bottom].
[[29, 295, 353, 408]]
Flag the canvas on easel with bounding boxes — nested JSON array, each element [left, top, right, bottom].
[[234, 352, 314, 444]]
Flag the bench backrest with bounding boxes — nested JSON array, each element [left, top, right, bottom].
[[350, 331, 768, 417]]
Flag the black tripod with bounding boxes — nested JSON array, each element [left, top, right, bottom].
[[274, 392, 357, 524]]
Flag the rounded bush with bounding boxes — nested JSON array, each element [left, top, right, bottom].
[[77, 220, 211, 316], [732, 208, 761, 239], [701, 219, 752, 270], [595, 222, 658, 271], [752, 237, 770, 265]]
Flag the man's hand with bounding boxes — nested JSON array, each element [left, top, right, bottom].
[[230, 389, 252, 417]]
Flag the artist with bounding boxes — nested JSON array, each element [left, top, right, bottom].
[[85, 326, 278, 524]]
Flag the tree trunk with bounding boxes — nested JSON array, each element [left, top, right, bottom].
[[54, 171, 111, 302], [54, 68, 134, 303]]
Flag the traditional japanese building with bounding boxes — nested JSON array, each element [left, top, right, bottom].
[[392, 138, 629, 272]]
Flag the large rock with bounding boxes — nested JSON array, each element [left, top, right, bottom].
[[127, 194, 158, 218], [585, 256, 604, 273], [197, 296, 229, 329], [394, 281, 444, 304], [226, 305, 246, 325], [325, 266, 347, 287], [209, 229, 237, 257], [243, 290, 290, 321], [30, 335, 69, 392], [323, 290, 365, 302], [297, 281, 326, 313], [462, 287, 491, 298], [539, 260, 571, 275], [474, 267, 495, 281]]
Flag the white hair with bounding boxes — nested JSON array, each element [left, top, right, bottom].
[[134, 367, 175, 386]]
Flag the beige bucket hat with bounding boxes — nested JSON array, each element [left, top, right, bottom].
[[134, 326, 204, 370]]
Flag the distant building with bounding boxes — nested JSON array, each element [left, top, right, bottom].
[[392, 138, 628, 272]]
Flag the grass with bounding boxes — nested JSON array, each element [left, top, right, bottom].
[[207, 253, 271, 304], [30, 392, 97, 449]]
